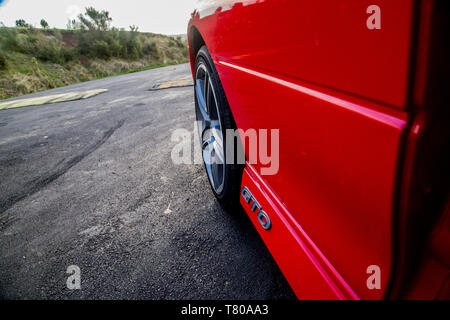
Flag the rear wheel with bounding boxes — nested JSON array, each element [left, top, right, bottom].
[[194, 46, 243, 207]]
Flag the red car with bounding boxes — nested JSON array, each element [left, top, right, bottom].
[[187, 0, 449, 300]]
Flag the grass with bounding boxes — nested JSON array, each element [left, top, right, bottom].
[[0, 27, 189, 100]]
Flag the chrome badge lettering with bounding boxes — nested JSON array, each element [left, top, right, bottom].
[[241, 187, 272, 231]]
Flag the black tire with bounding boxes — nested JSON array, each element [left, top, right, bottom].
[[194, 45, 244, 208]]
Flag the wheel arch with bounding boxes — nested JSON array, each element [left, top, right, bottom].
[[188, 25, 206, 76], [188, 25, 240, 129]]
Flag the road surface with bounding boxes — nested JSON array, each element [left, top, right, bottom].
[[0, 63, 295, 300]]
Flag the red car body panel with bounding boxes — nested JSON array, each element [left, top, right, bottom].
[[193, 0, 414, 109], [188, 0, 449, 300], [223, 63, 404, 300]]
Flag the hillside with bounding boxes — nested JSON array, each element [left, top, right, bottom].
[[0, 27, 189, 100]]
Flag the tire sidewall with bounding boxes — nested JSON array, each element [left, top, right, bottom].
[[194, 47, 234, 201]]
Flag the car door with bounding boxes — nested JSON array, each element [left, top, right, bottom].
[[194, 0, 415, 299]]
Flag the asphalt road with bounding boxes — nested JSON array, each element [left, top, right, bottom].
[[0, 63, 295, 300]]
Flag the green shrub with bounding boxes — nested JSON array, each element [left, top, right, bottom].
[[35, 37, 62, 62], [61, 47, 75, 62], [0, 28, 19, 51], [168, 39, 177, 47], [142, 41, 156, 55], [0, 53, 7, 70], [93, 40, 112, 58]]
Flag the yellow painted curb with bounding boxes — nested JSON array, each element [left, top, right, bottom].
[[0, 89, 109, 111], [150, 78, 193, 91]]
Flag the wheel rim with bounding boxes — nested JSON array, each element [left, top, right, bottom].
[[195, 64, 225, 194]]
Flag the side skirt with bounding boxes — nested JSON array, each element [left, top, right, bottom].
[[241, 164, 360, 300]]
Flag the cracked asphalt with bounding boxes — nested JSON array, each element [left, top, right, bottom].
[[0, 63, 295, 300]]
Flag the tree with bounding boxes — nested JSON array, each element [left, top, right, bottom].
[[78, 7, 112, 31], [66, 19, 79, 30], [15, 19, 31, 28], [40, 19, 49, 29]]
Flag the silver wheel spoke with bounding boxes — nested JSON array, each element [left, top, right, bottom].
[[212, 141, 224, 164], [195, 63, 225, 194], [210, 126, 224, 164]]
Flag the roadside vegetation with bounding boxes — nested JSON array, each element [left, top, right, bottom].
[[0, 7, 189, 99]]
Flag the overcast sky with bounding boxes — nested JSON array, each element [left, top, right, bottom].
[[0, 0, 199, 34]]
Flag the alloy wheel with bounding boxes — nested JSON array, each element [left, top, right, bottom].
[[195, 63, 225, 194]]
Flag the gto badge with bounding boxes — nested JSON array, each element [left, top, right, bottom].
[[241, 187, 272, 231]]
